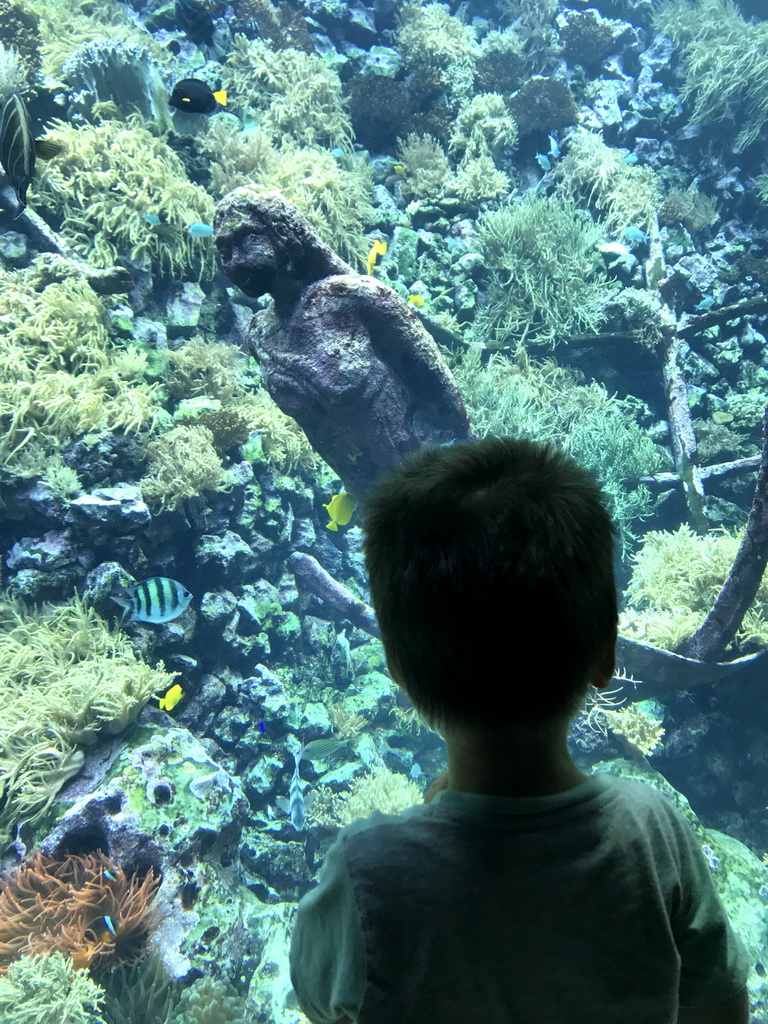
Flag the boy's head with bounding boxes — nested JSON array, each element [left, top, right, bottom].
[[362, 436, 618, 733]]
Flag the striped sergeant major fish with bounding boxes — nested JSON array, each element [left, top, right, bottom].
[[111, 576, 193, 624], [0, 91, 60, 216]]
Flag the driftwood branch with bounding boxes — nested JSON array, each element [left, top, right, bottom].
[[661, 325, 709, 532], [289, 552, 380, 637], [640, 455, 761, 491], [678, 406, 768, 662]]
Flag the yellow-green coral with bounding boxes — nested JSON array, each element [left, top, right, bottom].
[[0, 595, 176, 843], [0, 952, 105, 1024], [0, 260, 159, 477], [34, 117, 216, 278], [312, 765, 422, 827], [556, 129, 661, 236], [203, 121, 372, 266], [225, 35, 353, 150], [621, 525, 768, 652], [140, 425, 231, 512], [397, 1, 478, 104]]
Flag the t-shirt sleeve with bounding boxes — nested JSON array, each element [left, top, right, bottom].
[[665, 806, 750, 1008], [289, 833, 367, 1024]]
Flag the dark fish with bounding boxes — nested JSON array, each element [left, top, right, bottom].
[[174, 0, 215, 47], [111, 576, 193, 624], [0, 92, 35, 215], [169, 78, 226, 115]]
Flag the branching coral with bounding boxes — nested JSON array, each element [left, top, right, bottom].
[[556, 129, 661, 236], [0, 260, 159, 478], [658, 186, 718, 233], [452, 346, 669, 544], [34, 117, 216, 279], [396, 132, 454, 202], [0, 952, 105, 1024], [397, 1, 478, 106], [225, 35, 353, 150], [0, 595, 176, 842], [621, 525, 768, 652], [140, 425, 230, 512], [203, 121, 372, 265], [0, 851, 159, 971], [311, 765, 422, 827], [474, 193, 614, 347], [449, 93, 518, 160], [0, 41, 28, 93], [655, 0, 768, 150]]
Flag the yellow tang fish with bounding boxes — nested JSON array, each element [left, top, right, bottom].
[[159, 683, 184, 711], [407, 293, 425, 308], [323, 492, 355, 531], [366, 238, 387, 276]]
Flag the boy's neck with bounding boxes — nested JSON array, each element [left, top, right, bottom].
[[444, 721, 588, 798]]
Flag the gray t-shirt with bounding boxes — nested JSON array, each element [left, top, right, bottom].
[[289, 774, 749, 1024]]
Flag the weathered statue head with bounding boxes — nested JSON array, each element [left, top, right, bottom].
[[213, 188, 351, 306]]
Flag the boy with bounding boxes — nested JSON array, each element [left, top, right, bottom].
[[289, 437, 750, 1024]]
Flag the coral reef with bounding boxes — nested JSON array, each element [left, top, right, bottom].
[[34, 118, 216, 278], [140, 426, 230, 513], [474, 194, 614, 347], [621, 525, 768, 652], [0, 952, 105, 1024], [0, 595, 176, 843], [0, 260, 159, 479]]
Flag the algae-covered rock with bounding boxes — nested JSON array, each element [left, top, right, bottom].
[[40, 711, 262, 981]]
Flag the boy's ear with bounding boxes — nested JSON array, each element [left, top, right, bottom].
[[591, 626, 618, 690]]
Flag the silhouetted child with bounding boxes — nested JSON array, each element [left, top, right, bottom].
[[289, 437, 749, 1024]]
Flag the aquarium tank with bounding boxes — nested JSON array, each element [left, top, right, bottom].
[[0, 0, 766, 1019]]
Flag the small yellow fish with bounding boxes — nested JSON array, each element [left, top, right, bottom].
[[159, 683, 183, 711], [366, 239, 387, 276], [407, 293, 425, 308], [323, 491, 355, 531], [392, 163, 405, 174], [711, 410, 734, 425]]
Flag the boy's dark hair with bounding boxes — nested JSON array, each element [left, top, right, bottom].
[[362, 436, 618, 730]]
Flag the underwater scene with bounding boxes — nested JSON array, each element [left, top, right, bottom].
[[0, 0, 767, 1018]]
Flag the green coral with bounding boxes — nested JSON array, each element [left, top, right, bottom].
[[655, 0, 768, 151], [312, 765, 422, 827], [397, 1, 478, 106], [556, 129, 661, 236], [140, 425, 231, 512], [203, 121, 372, 266], [452, 346, 669, 544], [474, 193, 614, 347], [448, 93, 518, 160], [0, 595, 176, 844], [226, 35, 353, 150], [452, 153, 511, 205], [170, 977, 247, 1024], [396, 132, 454, 203], [621, 524, 768, 652], [0, 258, 159, 479], [0, 952, 105, 1024], [34, 117, 216, 278]]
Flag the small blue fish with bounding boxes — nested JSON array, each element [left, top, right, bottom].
[[547, 134, 559, 159], [143, 213, 161, 226], [330, 146, 345, 157], [258, 720, 266, 734], [694, 295, 715, 311], [535, 153, 551, 172], [111, 576, 193, 624], [440, 437, 459, 447], [103, 870, 117, 883], [624, 226, 648, 244], [621, 153, 638, 165], [187, 222, 214, 237]]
